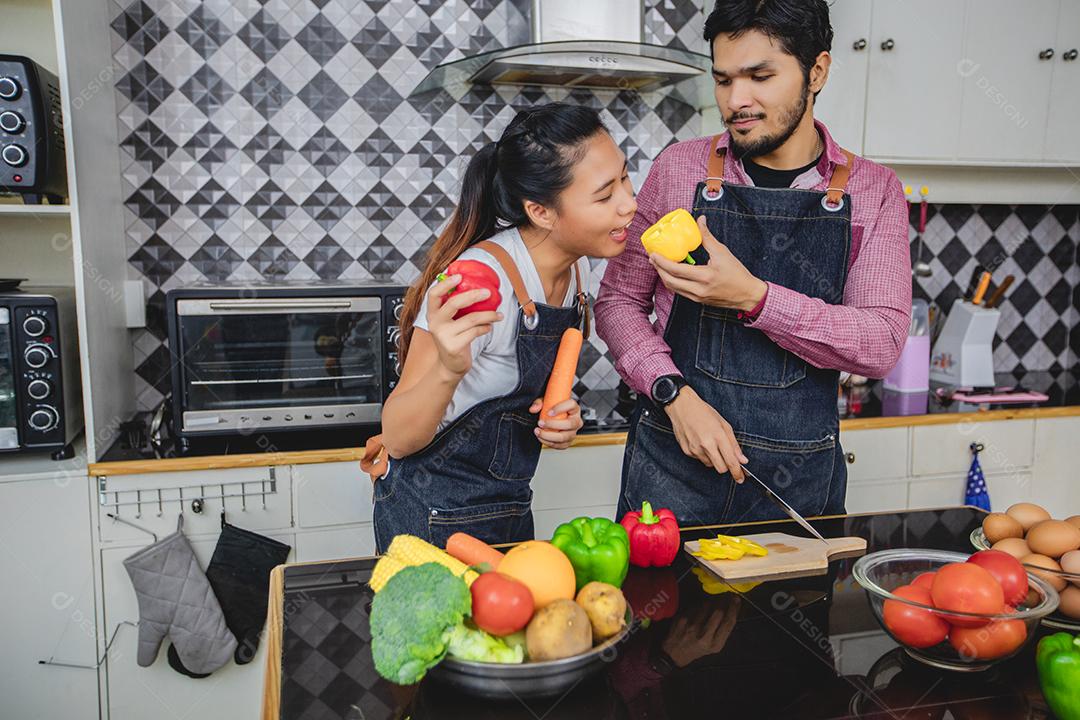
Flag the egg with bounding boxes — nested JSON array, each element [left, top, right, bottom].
[[1060, 549, 1080, 585], [1058, 585, 1080, 619], [1006, 502, 1051, 531], [1022, 553, 1068, 592], [992, 537, 1031, 560], [983, 512, 1024, 543], [1065, 515, 1080, 531], [1027, 520, 1080, 558]]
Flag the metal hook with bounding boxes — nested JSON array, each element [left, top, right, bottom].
[[156, 488, 163, 517], [135, 490, 142, 519], [39, 621, 138, 670], [241, 482, 247, 512], [178, 486, 184, 514], [106, 514, 157, 542], [261, 479, 267, 510]]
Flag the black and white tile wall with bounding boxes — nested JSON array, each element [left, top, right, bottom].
[[110, 0, 1078, 416]]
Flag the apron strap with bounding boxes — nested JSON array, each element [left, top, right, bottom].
[[572, 261, 590, 340], [824, 149, 855, 207], [704, 136, 856, 206], [360, 434, 388, 486], [474, 240, 538, 322]]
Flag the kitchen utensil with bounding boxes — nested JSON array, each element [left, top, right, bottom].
[[912, 193, 932, 277], [984, 274, 1015, 309], [964, 265, 987, 301], [684, 532, 866, 581], [971, 271, 992, 305], [911, 299, 929, 336], [854, 549, 1059, 672], [428, 610, 634, 699], [740, 465, 828, 542]]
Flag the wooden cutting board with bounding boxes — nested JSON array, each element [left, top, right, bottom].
[[684, 532, 867, 581]]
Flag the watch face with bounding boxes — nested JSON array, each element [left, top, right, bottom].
[[654, 377, 676, 403]]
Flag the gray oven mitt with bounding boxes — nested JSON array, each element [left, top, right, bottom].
[[123, 515, 237, 674]]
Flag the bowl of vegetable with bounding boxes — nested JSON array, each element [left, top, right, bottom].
[[853, 548, 1059, 671]]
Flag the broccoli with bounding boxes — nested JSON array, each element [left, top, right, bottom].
[[369, 562, 472, 684]]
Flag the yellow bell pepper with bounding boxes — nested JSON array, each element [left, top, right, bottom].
[[641, 208, 702, 265]]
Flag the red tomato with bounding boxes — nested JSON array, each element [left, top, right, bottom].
[[469, 572, 534, 636], [948, 610, 1027, 660], [883, 584, 950, 648], [913, 572, 937, 591], [930, 563, 1004, 627], [966, 550, 1028, 607]]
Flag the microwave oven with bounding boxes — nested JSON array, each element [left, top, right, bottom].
[[0, 286, 82, 458], [166, 283, 406, 453]]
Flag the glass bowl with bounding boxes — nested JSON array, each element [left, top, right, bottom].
[[853, 549, 1060, 671], [970, 527, 1080, 630]]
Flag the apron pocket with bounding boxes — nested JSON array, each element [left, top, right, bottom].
[[732, 431, 838, 519], [427, 495, 533, 549], [696, 307, 806, 388], [488, 412, 542, 481]]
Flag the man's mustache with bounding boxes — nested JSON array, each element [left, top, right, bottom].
[[726, 113, 766, 124]]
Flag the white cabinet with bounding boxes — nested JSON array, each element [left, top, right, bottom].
[[1031, 416, 1080, 512], [840, 427, 910, 483], [814, 0, 872, 153], [0, 477, 98, 720], [956, 0, 1060, 161], [1045, 1, 1080, 163], [910, 420, 1035, 477], [293, 461, 372, 528], [531, 444, 625, 537], [99, 533, 291, 720], [863, 0, 967, 159]]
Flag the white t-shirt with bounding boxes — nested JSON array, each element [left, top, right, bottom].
[[414, 227, 589, 431]]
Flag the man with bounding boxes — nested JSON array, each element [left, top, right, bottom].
[[595, 0, 911, 527]]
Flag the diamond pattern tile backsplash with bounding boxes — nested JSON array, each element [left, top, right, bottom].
[[110, 0, 1080, 414]]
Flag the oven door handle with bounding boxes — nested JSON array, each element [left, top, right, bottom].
[[205, 300, 355, 311]]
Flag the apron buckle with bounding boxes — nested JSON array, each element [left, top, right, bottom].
[[821, 193, 845, 212]]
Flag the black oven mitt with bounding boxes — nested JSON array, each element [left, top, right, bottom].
[[168, 520, 292, 677]]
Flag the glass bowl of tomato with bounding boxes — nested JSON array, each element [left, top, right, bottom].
[[853, 549, 1060, 671]]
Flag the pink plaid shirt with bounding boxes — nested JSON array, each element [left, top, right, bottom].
[[595, 120, 912, 400]]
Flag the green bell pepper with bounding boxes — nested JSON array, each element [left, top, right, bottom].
[[1037, 632, 1080, 720], [550, 517, 630, 591]]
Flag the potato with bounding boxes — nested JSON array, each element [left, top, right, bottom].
[[526, 598, 592, 661], [576, 582, 628, 641]]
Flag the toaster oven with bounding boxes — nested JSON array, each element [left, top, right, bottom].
[[166, 283, 406, 452]]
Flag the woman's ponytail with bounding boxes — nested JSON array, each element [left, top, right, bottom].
[[397, 102, 606, 361]]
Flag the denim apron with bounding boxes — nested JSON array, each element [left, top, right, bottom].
[[373, 240, 588, 553], [618, 136, 854, 527]]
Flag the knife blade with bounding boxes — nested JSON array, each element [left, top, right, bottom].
[[741, 465, 828, 543]]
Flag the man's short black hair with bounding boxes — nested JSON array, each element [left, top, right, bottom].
[[704, 0, 834, 95]]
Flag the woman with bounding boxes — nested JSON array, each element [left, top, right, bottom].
[[369, 103, 636, 553]]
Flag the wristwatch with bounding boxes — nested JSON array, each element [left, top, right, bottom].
[[651, 374, 687, 407]]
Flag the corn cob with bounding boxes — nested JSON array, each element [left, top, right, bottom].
[[369, 534, 479, 593]]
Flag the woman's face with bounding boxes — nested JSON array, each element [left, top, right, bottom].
[[547, 131, 637, 259]]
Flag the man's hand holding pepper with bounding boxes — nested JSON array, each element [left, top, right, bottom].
[[649, 215, 768, 312]]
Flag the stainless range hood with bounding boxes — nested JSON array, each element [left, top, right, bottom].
[[410, 0, 713, 103]]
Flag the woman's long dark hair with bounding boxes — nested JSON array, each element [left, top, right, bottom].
[[398, 102, 607, 361]]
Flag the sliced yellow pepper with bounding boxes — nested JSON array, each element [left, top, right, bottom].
[[691, 567, 761, 595], [690, 535, 770, 562], [641, 208, 702, 265], [714, 535, 769, 557]]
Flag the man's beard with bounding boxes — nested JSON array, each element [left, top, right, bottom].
[[727, 88, 810, 160]]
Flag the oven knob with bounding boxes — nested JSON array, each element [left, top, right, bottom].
[[27, 379, 51, 400], [22, 315, 47, 337], [388, 327, 401, 347], [28, 406, 59, 432], [393, 302, 403, 320], [24, 344, 53, 368], [0, 111, 25, 134], [2, 143, 27, 167], [0, 77, 20, 101]]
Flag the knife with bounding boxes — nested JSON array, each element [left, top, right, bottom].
[[740, 465, 828, 543], [984, 274, 1014, 309]]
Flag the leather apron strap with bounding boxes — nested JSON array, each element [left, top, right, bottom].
[[704, 134, 856, 206]]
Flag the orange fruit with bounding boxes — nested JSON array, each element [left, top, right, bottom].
[[498, 540, 575, 609]]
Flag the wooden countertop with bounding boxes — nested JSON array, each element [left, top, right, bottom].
[[89, 404, 1080, 476]]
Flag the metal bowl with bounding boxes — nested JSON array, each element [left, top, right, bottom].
[[428, 613, 635, 700]]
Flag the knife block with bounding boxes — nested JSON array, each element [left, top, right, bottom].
[[929, 300, 999, 388]]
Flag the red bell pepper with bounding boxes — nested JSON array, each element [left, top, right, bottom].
[[436, 259, 502, 319], [620, 501, 680, 568]]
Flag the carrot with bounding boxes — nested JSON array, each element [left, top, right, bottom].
[[540, 328, 583, 421], [446, 532, 504, 570]]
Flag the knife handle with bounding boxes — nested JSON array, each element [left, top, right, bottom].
[[971, 271, 992, 305], [984, 275, 1014, 309]]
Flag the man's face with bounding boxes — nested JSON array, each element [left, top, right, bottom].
[[711, 29, 817, 158]]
